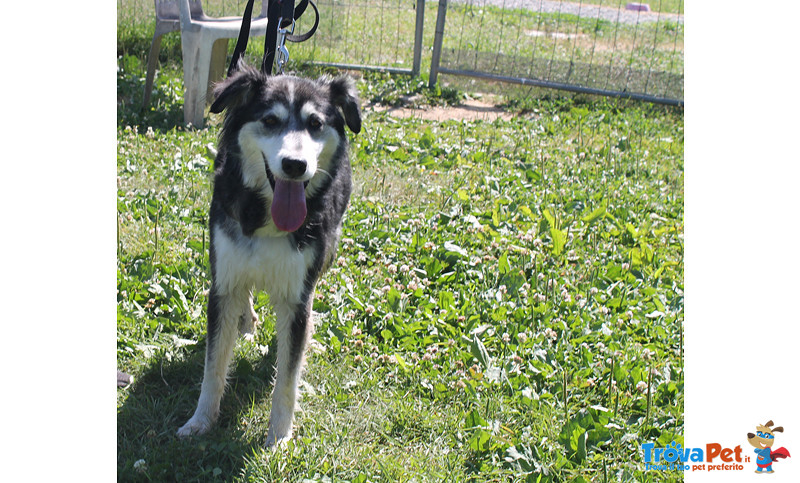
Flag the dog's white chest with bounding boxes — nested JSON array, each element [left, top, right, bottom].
[[212, 227, 314, 304]]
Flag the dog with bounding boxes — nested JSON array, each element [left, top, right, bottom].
[[747, 420, 791, 473], [176, 63, 361, 447]]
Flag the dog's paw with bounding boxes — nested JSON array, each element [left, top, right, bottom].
[[177, 415, 213, 438], [265, 426, 293, 449], [265, 434, 292, 450], [239, 307, 259, 337]]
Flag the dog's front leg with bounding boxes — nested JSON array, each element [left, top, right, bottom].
[[266, 294, 314, 447], [178, 286, 249, 437]]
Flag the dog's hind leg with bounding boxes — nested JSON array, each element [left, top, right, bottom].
[[265, 293, 314, 447], [239, 291, 258, 338], [178, 286, 249, 437]]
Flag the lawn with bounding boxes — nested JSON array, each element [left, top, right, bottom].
[[117, 7, 684, 481]]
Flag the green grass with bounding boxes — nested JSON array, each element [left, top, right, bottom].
[[117, 5, 684, 479], [117, 58, 684, 482]]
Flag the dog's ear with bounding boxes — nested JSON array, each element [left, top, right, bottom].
[[328, 76, 362, 134], [210, 63, 264, 114], [773, 426, 784, 433]]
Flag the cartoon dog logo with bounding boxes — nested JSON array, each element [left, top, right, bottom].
[[747, 420, 791, 474]]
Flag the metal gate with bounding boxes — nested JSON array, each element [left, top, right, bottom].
[[428, 0, 684, 105]]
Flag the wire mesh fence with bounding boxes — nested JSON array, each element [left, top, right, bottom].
[[293, 0, 426, 74], [430, 0, 684, 105], [118, 0, 426, 74], [118, 0, 683, 104]]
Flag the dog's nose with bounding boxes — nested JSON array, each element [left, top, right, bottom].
[[281, 158, 307, 179], [747, 433, 755, 439]]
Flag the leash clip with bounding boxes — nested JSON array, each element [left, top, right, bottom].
[[275, 18, 295, 75]]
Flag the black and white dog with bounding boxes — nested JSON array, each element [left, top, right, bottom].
[[177, 64, 361, 447]]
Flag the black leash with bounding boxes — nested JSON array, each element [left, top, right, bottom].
[[228, 0, 320, 77]]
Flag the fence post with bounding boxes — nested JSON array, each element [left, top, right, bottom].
[[411, 0, 425, 77], [429, 0, 448, 89]]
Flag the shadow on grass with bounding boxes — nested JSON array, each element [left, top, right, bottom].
[[117, 338, 278, 482]]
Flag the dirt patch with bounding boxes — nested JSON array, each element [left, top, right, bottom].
[[369, 99, 514, 122]]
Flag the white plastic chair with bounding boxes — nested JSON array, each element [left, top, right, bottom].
[[142, 0, 269, 127]]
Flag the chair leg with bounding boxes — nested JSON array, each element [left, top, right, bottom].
[[190, 40, 214, 128], [181, 34, 199, 127], [207, 39, 229, 104], [180, 32, 212, 128], [143, 34, 163, 109]]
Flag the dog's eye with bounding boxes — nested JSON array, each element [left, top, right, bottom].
[[262, 116, 281, 129], [308, 116, 323, 131]]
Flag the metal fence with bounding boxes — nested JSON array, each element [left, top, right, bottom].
[[119, 0, 427, 74], [430, 0, 684, 105], [291, 0, 427, 75], [119, 0, 684, 105]]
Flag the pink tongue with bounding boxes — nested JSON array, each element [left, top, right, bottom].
[[271, 179, 307, 232]]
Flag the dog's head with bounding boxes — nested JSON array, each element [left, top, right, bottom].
[[210, 64, 361, 233], [747, 420, 783, 450]]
